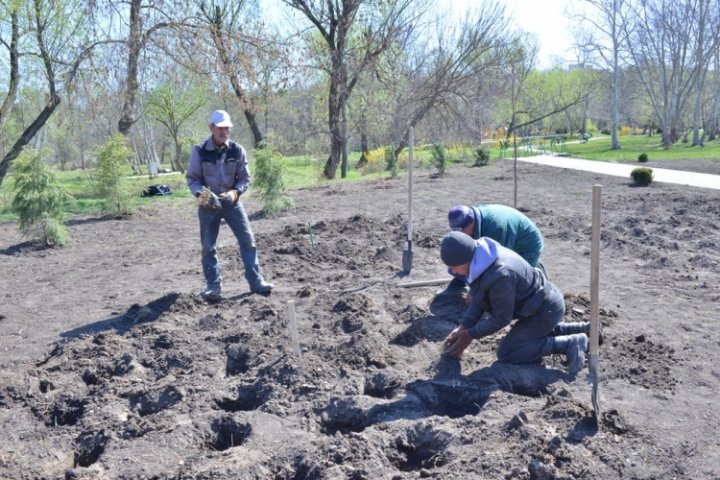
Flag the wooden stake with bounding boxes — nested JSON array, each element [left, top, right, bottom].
[[589, 184, 601, 420], [398, 278, 451, 288], [288, 300, 301, 356]]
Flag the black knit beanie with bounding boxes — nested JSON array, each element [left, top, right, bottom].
[[440, 231, 476, 266]]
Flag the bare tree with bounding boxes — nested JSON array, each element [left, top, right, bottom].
[[121, 0, 186, 136], [282, 0, 419, 179], [706, 49, 720, 141], [191, 0, 267, 148], [0, 0, 106, 187], [577, 0, 630, 150], [0, 2, 22, 141], [689, 0, 720, 146], [386, 4, 515, 156], [623, 0, 716, 148]]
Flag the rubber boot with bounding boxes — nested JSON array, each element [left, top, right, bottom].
[[551, 322, 603, 346], [551, 333, 588, 375]]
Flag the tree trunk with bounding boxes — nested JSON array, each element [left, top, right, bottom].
[[341, 101, 348, 178], [118, 0, 141, 136], [0, 7, 19, 136], [323, 122, 343, 179], [242, 108, 263, 148], [356, 110, 369, 167], [323, 67, 345, 179], [662, 123, 674, 148], [691, 0, 707, 147], [0, 94, 61, 187], [173, 137, 184, 173], [207, 5, 264, 149]]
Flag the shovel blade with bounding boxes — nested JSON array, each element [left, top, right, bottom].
[[402, 249, 413, 274], [588, 353, 600, 422]]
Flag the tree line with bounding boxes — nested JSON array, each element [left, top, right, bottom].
[[1, 0, 719, 187]]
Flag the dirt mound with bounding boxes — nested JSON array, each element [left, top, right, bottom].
[[1, 159, 719, 478]]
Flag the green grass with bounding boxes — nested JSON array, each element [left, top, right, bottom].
[[279, 152, 391, 187], [11, 134, 710, 224], [1, 146, 499, 224], [0, 167, 192, 223], [562, 134, 720, 162]]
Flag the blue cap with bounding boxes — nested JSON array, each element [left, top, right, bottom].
[[448, 205, 474, 231]]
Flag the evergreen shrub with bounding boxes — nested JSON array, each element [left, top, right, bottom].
[[631, 167, 654, 186]]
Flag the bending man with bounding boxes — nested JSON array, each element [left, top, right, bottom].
[[439, 204, 545, 296], [440, 231, 588, 374]]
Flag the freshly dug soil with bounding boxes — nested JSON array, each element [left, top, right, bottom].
[[1, 158, 718, 479]]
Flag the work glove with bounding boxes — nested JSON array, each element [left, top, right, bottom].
[[197, 187, 222, 211], [444, 326, 474, 359], [220, 189, 239, 204]]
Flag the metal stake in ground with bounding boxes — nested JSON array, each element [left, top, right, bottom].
[[588, 184, 602, 423], [402, 126, 414, 274]]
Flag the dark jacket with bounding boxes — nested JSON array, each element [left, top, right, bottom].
[[461, 239, 553, 339]]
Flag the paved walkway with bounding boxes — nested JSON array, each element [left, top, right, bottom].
[[517, 155, 720, 190]]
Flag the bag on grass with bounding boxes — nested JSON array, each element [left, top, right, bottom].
[[142, 184, 173, 197]]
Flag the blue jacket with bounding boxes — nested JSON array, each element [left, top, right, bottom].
[[470, 205, 544, 266]]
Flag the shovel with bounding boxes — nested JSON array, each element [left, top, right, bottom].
[[588, 185, 602, 424], [402, 127, 415, 274]]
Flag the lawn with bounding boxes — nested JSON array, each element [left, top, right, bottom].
[[1, 135, 717, 224], [562, 134, 720, 162]]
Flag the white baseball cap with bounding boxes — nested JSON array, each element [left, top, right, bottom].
[[210, 110, 233, 127]]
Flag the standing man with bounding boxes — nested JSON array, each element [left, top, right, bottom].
[[186, 110, 274, 300], [438, 204, 545, 297], [439, 231, 588, 374]]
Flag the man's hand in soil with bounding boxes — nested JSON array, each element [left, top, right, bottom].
[[444, 326, 473, 358]]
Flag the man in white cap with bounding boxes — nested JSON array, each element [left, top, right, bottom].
[[186, 110, 274, 300], [439, 231, 588, 374]]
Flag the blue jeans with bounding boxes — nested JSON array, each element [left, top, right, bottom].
[[198, 200, 263, 290], [495, 284, 565, 364]]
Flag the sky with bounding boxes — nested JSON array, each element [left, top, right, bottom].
[[444, 0, 581, 69], [502, 0, 579, 68], [261, 0, 581, 70]]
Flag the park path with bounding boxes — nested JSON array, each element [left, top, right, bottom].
[[517, 154, 720, 190]]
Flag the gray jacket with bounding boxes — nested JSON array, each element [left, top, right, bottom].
[[186, 137, 250, 197], [461, 241, 554, 339]]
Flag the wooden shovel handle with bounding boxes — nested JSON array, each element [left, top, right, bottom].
[[590, 185, 601, 356]]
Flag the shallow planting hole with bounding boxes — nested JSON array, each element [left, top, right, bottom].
[[206, 416, 252, 451], [363, 372, 402, 399], [225, 344, 250, 376], [74, 430, 108, 467], [388, 425, 453, 472], [38, 396, 87, 427], [215, 382, 271, 412], [408, 381, 490, 418], [128, 385, 183, 416], [318, 399, 367, 435]]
